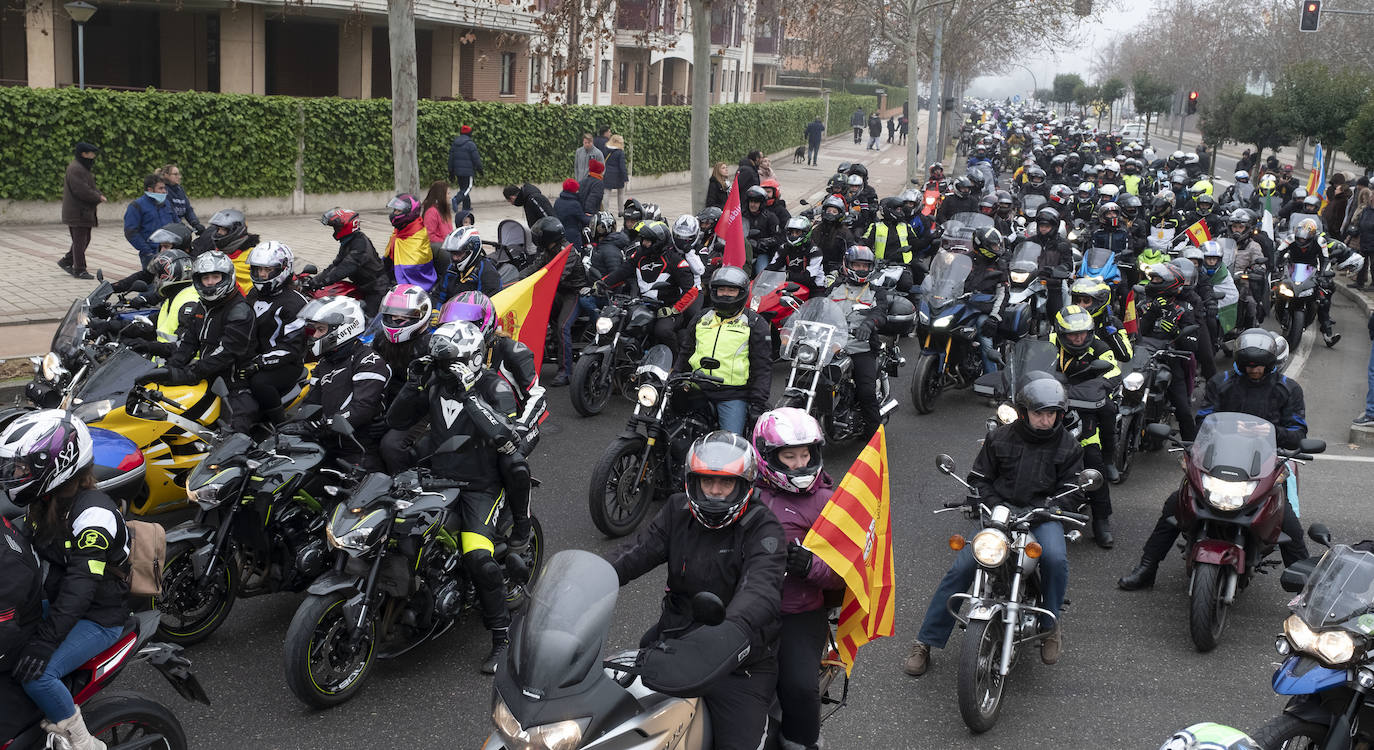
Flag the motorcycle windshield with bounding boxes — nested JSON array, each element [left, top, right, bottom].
[[1021, 195, 1046, 216], [1083, 247, 1114, 273], [749, 270, 788, 310], [1214, 238, 1237, 267], [511, 550, 619, 692], [51, 298, 89, 354], [924, 251, 973, 307], [1294, 545, 1374, 631], [636, 344, 674, 383], [780, 298, 849, 367], [1009, 242, 1042, 273], [1189, 412, 1278, 481], [75, 348, 157, 403], [969, 163, 996, 192], [187, 432, 255, 487], [1288, 263, 1316, 284]]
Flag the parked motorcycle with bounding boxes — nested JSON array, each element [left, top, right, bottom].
[[930, 453, 1099, 733], [1144, 412, 1326, 651], [910, 251, 999, 414], [569, 292, 659, 417], [586, 345, 721, 537]]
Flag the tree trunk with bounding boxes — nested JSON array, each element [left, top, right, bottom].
[[567, 6, 581, 103], [1145, 112, 1152, 142], [689, 0, 711, 210], [923, 14, 943, 173], [905, 8, 921, 183], [389, 0, 419, 195]]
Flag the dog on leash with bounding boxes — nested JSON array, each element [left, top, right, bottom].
[[792, 145, 806, 164]]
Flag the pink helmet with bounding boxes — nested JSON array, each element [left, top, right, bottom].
[[378, 284, 432, 343], [437, 290, 497, 339], [751, 407, 825, 493]]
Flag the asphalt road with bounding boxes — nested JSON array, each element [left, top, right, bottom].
[[107, 286, 1374, 749]]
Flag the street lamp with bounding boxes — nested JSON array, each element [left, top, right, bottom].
[[63, 1, 97, 90]]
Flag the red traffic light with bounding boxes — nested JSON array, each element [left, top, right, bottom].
[[1188, 91, 1199, 100], [1300, 0, 1321, 31], [1306, 2, 1317, 10]]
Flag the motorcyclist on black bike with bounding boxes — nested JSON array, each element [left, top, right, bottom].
[[434, 225, 502, 302], [767, 216, 826, 295], [1118, 329, 1311, 591], [813, 195, 857, 272], [91, 247, 201, 359], [597, 221, 700, 355], [1134, 264, 1200, 441], [608, 431, 785, 750], [1051, 305, 1120, 536], [230, 241, 310, 432], [110, 222, 193, 294], [1017, 207, 1075, 319], [313, 208, 388, 317], [936, 176, 980, 223], [967, 227, 1009, 374], [1227, 208, 1273, 324], [1070, 276, 1132, 361], [675, 266, 771, 437], [1277, 217, 1364, 346], [826, 246, 891, 436]]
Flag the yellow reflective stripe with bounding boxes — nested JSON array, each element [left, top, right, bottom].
[[88, 560, 106, 575], [460, 531, 494, 555], [1080, 428, 1101, 448]]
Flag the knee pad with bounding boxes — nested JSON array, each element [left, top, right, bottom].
[[499, 454, 531, 489], [462, 550, 504, 589]]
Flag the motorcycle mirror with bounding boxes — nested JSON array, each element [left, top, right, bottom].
[[698, 357, 720, 371], [1298, 438, 1327, 455], [1144, 422, 1173, 440], [302, 264, 319, 275], [1077, 468, 1103, 491], [690, 592, 726, 626], [329, 417, 354, 436], [935, 454, 957, 476], [96, 269, 105, 282], [1308, 523, 1333, 548]]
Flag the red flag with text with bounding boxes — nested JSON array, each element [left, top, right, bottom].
[[715, 179, 747, 268], [491, 245, 569, 372]]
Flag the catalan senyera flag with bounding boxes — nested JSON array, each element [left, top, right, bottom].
[[491, 245, 569, 372], [802, 426, 895, 676], [715, 178, 747, 269], [1184, 217, 1213, 247], [1122, 289, 1139, 336]]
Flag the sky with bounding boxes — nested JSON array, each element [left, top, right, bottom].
[[963, 0, 1156, 100]]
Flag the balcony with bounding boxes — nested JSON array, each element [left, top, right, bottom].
[[617, 0, 676, 34]]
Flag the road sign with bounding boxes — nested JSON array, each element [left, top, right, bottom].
[[1013, 94, 1021, 103]]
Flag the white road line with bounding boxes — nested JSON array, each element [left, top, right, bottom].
[[1287, 326, 1316, 380], [880, 158, 892, 165], [1312, 454, 1374, 463]]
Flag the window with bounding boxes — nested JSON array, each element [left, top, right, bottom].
[[579, 66, 589, 94], [600, 60, 611, 94], [709, 62, 716, 93], [500, 52, 516, 95], [619, 62, 629, 93], [530, 56, 543, 93], [633, 63, 644, 93]]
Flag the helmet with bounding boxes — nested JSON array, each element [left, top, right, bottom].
[[1082, 165, 1099, 181], [246, 240, 294, 296], [671, 214, 701, 253], [1013, 372, 1067, 440], [1053, 305, 1096, 356], [684, 431, 758, 530], [147, 223, 193, 252], [1294, 218, 1320, 243], [1145, 264, 1186, 298], [1274, 333, 1290, 371], [1227, 208, 1253, 230], [530, 216, 566, 253], [1169, 169, 1189, 189], [1294, 187, 1309, 201], [1123, 158, 1141, 175], [827, 173, 848, 195], [623, 198, 645, 224], [1098, 202, 1121, 228], [1259, 174, 1277, 191], [1195, 193, 1217, 214], [1200, 240, 1225, 275], [1069, 276, 1111, 321], [784, 216, 812, 249], [879, 197, 903, 223], [1049, 184, 1074, 207], [387, 194, 422, 229], [428, 321, 486, 374], [1050, 154, 1068, 170], [1101, 159, 1120, 175], [1170, 257, 1198, 288], [592, 211, 617, 237], [995, 190, 1014, 215], [1184, 152, 1200, 165], [760, 178, 780, 204], [1234, 170, 1249, 183], [298, 296, 367, 357], [1120, 193, 1143, 217], [751, 407, 825, 493], [844, 175, 864, 194], [745, 185, 769, 205], [1302, 194, 1321, 213], [208, 209, 250, 253], [321, 208, 361, 241], [191, 250, 236, 303], [928, 162, 945, 177], [846, 162, 869, 181], [978, 195, 997, 215], [438, 290, 498, 340], [708, 265, 750, 318], [1159, 722, 1260, 750], [145, 249, 193, 293], [1035, 207, 1061, 233], [841, 245, 876, 285], [1170, 149, 1186, 164], [1027, 166, 1046, 186], [696, 206, 722, 233], [967, 171, 986, 192], [1188, 180, 1210, 197], [0, 409, 93, 506], [378, 284, 433, 344], [972, 226, 1004, 260], [954, 176, 974, 197], [820, 195, 847, 223], [637, 221, 671, 253], [1151, 193, 1175, 216], [441, 226, 485, 277]]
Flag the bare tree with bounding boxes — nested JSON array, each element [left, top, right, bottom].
[[389, 0, 418, 195]]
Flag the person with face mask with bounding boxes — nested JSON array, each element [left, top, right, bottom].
[[122, 174, 176, 269], [675, 266, 772, 436], [59, 141, 105, 280]]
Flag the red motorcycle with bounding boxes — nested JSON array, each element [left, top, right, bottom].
[[294, 263, 364, 301], [748, 270, 811, 332], [1146, 412, 1325, 652], [3, 610, 209, 750]]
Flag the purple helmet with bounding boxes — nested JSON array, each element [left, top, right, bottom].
[[0, 409, 93, 506], [437, 291, 497, 339], [751, 407, 825, 493]]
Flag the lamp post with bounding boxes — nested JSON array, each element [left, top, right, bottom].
[[63, 1, 97, 90]]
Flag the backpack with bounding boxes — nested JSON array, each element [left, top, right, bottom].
[[120, 520, 166, 596]]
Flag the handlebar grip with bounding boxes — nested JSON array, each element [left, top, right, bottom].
[[1055, 511, 1090, 523], [422, 478, 463, 491], [943, 499, 967, 509]]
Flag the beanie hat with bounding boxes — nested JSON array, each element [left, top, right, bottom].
[[588, 159, 604, 177], [563, 178, 581, 193], [460, 125, 472, 135]]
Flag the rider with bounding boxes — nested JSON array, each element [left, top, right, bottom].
[[192, 209, 259, 293], [1227, 209, 1273, 324], [967, 227, 1009, 374], [675, 266, 771, 436], [1278, 217, 1364, 346], [936, 176, 979, 223], [827, 246, 891, 436], [744, 186, 781, 274], [371, 283, 434, 405], [768, 216, 826, 295], [1118, 329, 1311, 590], [1051, 305, 1120, 542], [1, 411, 129, 750], [751, 408, 843, 750], [133, 250, 254, 392], [608, 431, 786, 750], [93, 248, 201, 359], [1090, 202, 1129, 254], [434, 225, 502, 303], [813, 195, 857, 272], [864, 197, 916, 267], [1019, 207, 1074, 319], [597, 221, 699, 355], [313, 208, 389, 317], [387, 321, 525, 674], [903, 373, 1084, 676], [231, 241, 310, 432], [1070, 276, 1132, 362], [1134, 263, 1200, 441], [110, 222, 193, 294], [527, 216, 588, 386]]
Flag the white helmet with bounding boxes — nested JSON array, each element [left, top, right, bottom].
[[298, 296, 366, 357], [191, 250, 237, 303], [247, 240, 294, 296], [378, 284, 433, 344], [0, 410, 93, 506], [671, 214, 700, 253]]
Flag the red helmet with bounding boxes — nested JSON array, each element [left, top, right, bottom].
[[321, 208, 361, 240]]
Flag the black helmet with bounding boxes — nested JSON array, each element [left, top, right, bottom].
[[1195, 193, 1217, 215], [1233, 328, 1280, 376], [208, 209, 250, 253], [745, 185, 768, 206], [1035, 207, 1061, 232], [1144, 264, 1186, 299], [145, 249, 194, 295], [968, 171, 987, 192], [708, 265, 750, 318], [972, 226, 1004, 260], [638, 222, 670, 253], [1054, 305, 1096, 356], [840, 245, 876, 285], [623, 198, 645, 224], [978, 195, 997, 215], [954, 176, 974, 197], [1119, 193, 1143, 217], [879, 197, 903, 222], [846, 162, 869, 182], [1013, 372, 1068, 441], [147, 223, 193, 253], [530, 216, 566, 253], [696, 206, 722, 233], [1151, 194, 1175, 216]]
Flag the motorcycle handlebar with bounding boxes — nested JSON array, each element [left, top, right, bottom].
[[421, 477, 464, 491]]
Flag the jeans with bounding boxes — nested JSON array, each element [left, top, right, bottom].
[[715, 399, 748, 436], [916, 520, 1068, 647], [867, 135, 880, 150], [975, 314, 998, 373], [22, 617, 124, 722], [752, 255, 769, 276], [554, 293, 579, 377], [807, 144, 820, 165], [577, 295, 605, 319], [1365, 341, 1374, 418]]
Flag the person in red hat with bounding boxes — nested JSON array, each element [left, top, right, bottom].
[[579, 158, 605, 216], [447, 124, 483, 212], [554, 179, 588, 251]]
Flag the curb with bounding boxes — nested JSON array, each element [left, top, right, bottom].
[[1334, 277, 1374, 445]]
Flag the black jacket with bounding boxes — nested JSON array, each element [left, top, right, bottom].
[[374, 334, 429, 406], [167, 292, 255, 385], [590, 231, 631, 279], [510, 183, 554, 227], [970, 422, 1084, 508], [936, 193, 981, 223], [0, 514, 42, 670], [706, 179, 730, 210], [610, 496, 785, 667], [765, 244, 826, 294], [554, 190, 588, 248], [579, 175, 605, 216], [743, 207, 780, 263], [964, 256, 1007, 316], [603, 246, 699, 310], [1198, 368, 1308, 450], [675, 307, 772, 405], [767, 200, 791, 237], [735, 159, 760, 196], [32, 490, 131, 643], [387, 370, 520, 491], [813, 222, 856, 271], [301, 341, 391, 452], [436, 256, 503, 303], [244, 287, 309, 371], [319, 232, 387, 294], [447, 134, 483, 179]]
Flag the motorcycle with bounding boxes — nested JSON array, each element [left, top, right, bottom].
[[1255, 525, 1374, 749], [295, 263, 363, 302], [1233, 261, 1271, 333], [940, 212, 996, 253], [586, 345, 721, 537], [1272, 261, 1327, 349], [929, 453, 1099, 733], [155, 425, 346, 645], [748, 269, 810, 334], [1004, 242, 1050, 337], [1144, 412, 1326, 652], [910, 251, 998, 414], [973, 337, 1112, 440], [26, 281, 153, 409], [1112, 332, 1196, 479], [283, 441, 545, 707], [1078, 246, 1122, 300], [569, 292, 660, 417]]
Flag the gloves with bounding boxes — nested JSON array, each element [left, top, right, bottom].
[[133, 368, 170, 387], [12, 640, 55, 684], [979, 316, 1000, 338], [591, 279, 610, 296], [300, 277, 321, 293], [236, 362, 260, 381], [785, 542, 814, 577], [1158, 316, 1179, 335], [852, 318, 876, 342], [278, 420, 312, 436], [656, 305, 677, 318], [406, 357, 431, 387], [578, 286, 592, 297], [450, 362, 481, 391]]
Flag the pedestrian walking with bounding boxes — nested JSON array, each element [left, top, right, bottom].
[[1357, 308, 1374, 428], [59, 141, 104, 280], [898, 115, 910, 145], [447, 124, 483, 212], [574, 133, 604, 183], [804, 116, 825, 166], [706, 162, 731, 210], [851, 107, 865, 144], [503, 182, 554, 227], [887, 116, 896, 144], [603, 134, 628, 209], [123, 173, 176, 269], [867, 113, 882, 150]]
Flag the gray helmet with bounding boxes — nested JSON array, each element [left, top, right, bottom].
[[191, 250, 237, 303], [1014, 372, 1068, 439], [1234, 328, 1280, 374], [428, 320, 486, 370], [1169, 257, 1199, 288]]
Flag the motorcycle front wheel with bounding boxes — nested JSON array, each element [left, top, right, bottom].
[[570, 355, 612, 417], [283, 591, 377, 708], [155, 543, 237, 646], [1285, 309, 1305, 351], [588, 437, 654, 537], [957, 618, 1008, 734], [1113, 412, 1142, 482], [910, 352, 942, 415], [1250, 713, 1329, 749], [85, 690, 188, 750], [1189, 562, 1232, 652]]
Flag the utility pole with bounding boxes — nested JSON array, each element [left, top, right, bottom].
[[904, 2, 923, 182], [388, 0, 419, 195], [689, 0, 712, 210], [923, 14, 944, 175]]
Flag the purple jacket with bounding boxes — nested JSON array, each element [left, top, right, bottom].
[[756, 473, 844, 614]]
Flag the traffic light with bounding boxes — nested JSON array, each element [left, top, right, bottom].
[[1186, 91, 1199, 115], [1300, 0, 1321, 31]]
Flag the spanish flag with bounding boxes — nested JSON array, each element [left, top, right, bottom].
[[715, 178, 747, 269], [803, 426, 895, 675], [1184, 217, 1212, 247], [492, 246, 570, 372], [1122, 289, 1139, 336]]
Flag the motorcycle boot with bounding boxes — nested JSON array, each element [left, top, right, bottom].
[[1092, 517, 1114, 549], [1322, 324, 1341, 348], [482, 627, 510, 676], [902, 640, 931, 676], [1040, 628, 1062, 665], [1117, 555, 1159, 590]]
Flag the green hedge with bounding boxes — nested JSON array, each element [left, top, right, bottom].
[[0, 87, 876, 201]]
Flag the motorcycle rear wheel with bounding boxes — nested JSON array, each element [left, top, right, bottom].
[[570, 355, 611, 417], [588, 438, 654, 538], [1251, 713, 1328, 749], [154, 544, 237, 646], [283, 591, 377, 708], [957, 618, 1008, 734], [910, 352, 941, 415], [1189, 562, 1231, 652], [85, 690, 188, 750]]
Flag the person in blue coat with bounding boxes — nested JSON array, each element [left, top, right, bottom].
[[804, 116, 825, 166], [447, 125, 484, 212], [123, 174, 177, 267], [554, 179, 588, 250]]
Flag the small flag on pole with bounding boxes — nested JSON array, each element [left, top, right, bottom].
[[715, 179, 747, 269], [1184, 217, 1213, 247]]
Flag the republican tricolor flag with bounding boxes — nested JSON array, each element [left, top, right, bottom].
[[802, 426, 895, 675], [715, 178, 747, 269], [1184, 217, 1213, 247], [491, 246, 570, 372]]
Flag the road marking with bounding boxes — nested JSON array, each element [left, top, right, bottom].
[[880, 158, 892, 165], [1287, 326, 1316, 380], [1312, 454, 1374, 464], [893, 158, 905, 166]]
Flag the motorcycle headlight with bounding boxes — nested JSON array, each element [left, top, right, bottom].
[[1010, 270, 1030, 284], [971, 529, 1010, 568], [1285, 614, 1357, 666], [933, 314, 955, 329], [636, 384, 660, 408], [796, 343, 819, 365], [41, 352, 67, 383], [1201, 475, 1257, 511], [1278, 284, 1295, 298], [187, 482, 225, 510], [595, 316, 614, 335], [326, 508, 388, 552], [1122, 372, 1145, 392], [493, 696, 586, 750], [996, 404, 1018, 424], [73, 398, 114, 422]]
